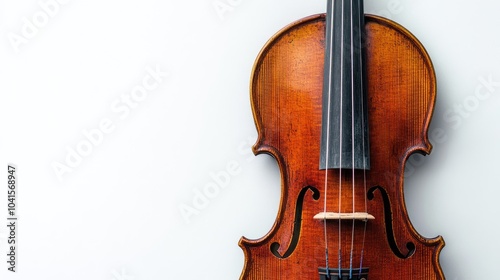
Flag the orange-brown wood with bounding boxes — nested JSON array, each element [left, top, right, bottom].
[[239, 14, 444, 279]]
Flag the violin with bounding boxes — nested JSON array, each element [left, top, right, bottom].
[[239, 0, 444, 279]]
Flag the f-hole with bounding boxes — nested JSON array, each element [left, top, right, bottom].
[[270, 185, 320, 259], [368, 185, 416, 259]]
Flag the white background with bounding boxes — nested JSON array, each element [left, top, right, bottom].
[[0, 0, 499, 279]]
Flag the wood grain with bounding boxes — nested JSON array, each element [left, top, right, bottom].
[[239, 14, 444, 279]]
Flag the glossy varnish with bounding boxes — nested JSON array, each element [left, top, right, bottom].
[[239, 13, 444, 280]]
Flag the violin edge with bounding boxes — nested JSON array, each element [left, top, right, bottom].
[[240, 12, 445, 280]]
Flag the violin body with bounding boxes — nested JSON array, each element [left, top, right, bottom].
[[239, 13, 444, 279]]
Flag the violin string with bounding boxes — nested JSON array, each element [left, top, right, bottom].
[[337, 0, 345, 275], [357, 0, 369, 276], [349, 0, 356, 277], [322, 0, 335, 274]]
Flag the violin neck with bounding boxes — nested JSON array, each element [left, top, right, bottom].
[[320, 0, 370, 170]]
